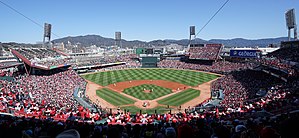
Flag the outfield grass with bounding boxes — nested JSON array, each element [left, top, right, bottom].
[[157, 88, 200, 106], [96, 88, 135, 106], [121, 106, 173, 114], [82, 68, 219, 86], [123, 84, 172, 100]]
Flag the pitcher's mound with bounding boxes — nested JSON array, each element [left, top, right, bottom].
[[143, 89, 151, 93]]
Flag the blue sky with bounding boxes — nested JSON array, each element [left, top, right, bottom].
[[0, 0, 298, 43]]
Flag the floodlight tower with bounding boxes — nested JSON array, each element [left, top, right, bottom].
[[115, 32, 122, 49], [188, 26, 196, 49], [43, 23, 52, 47], [285, 8, 298, 41]]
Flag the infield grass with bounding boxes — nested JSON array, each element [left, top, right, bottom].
[[123, 84, 172, 100], [96, 88, 135, 106], [157, 88, 200, 106]]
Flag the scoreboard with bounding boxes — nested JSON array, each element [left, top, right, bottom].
[[136, 48, 154, 55]]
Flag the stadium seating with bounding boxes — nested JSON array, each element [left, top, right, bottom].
[[0, 61, 22, 69], [256, 45, 299, 78], [211, 70, 285, 110], [267, 46, 299, 62], [0, 47, 298, 137], [72, 54, 139, 68], [13, 48, 70, 68], [158, 60, 256, 74], [0, 70, 94, 121], [188, 44, 222, 60]]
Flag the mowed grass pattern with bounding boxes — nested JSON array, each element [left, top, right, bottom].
[[123, 84, 172, 100], [158, 89, 200, 106], [96, 88, 135, 106], [82, 68, 219, 86]]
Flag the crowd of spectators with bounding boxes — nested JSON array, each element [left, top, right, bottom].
[[258, 58, 297, 76], [0, 70, 104, 122], [14, 48, 61, 61], [0, 71, 297, 138], [1, 104, 299, 138], [72, 54, 139, 68], [33, 58, 70, 67], [14, 48, 140, 69], [0, 46, 298, 137], [188, 45, 222, 60], [0, 61, 22, 69], [256, 45, 299, 76], [211, 70, 284, 110], [92, 61, 141, 72], [266, 45, 299, 62], [0, 69, 11, 77], [0, 67, 19, 77], [14, 48, 70, 67], [158, 60, 255, 74], [158, 59, 299, 119], [258, 58, 292, 70]]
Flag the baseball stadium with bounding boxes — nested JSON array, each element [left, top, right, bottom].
[[1, 40, 299, 137], [1, 1, 299, 137]]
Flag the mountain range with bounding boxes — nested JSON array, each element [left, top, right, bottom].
[[52, 35, 289, 48]]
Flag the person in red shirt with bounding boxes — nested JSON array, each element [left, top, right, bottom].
[[94, 113, 99, 121], [85, 111, 90, 119], [80, 111, 85, 120]]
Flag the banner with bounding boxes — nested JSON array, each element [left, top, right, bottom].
[[230, 50, 258, 58]]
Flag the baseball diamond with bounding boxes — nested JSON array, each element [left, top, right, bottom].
[[83, 68, 220, 111]]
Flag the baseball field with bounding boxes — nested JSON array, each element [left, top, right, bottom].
[[82, 68, 220, 114]]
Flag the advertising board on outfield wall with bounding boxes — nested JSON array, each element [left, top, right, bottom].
[[230, 50, 259, 58]]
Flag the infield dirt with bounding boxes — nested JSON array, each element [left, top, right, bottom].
[[107, 80, 189, 92]]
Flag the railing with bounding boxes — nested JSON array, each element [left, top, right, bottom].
[[73, 86, 92, 109]]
